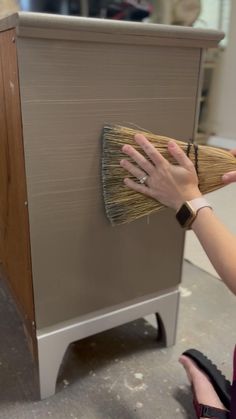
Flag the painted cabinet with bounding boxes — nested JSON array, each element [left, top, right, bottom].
[[0, 12, 223, 398]]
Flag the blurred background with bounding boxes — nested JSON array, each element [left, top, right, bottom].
[[0, 0, 235, 149]]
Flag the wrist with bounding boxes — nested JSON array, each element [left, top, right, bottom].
[[191, 206, 213, 228], [174, 191, 202, 212], [175, 197, 212, 229]]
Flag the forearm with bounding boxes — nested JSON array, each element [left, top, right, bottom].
[[121, 135, 236, 294], [191, 207, 236, 295]]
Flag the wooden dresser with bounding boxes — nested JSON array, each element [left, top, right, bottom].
[[0, 12, 223, 398]]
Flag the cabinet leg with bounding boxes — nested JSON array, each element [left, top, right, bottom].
[[36, 289, 180, 398], [155, 290, 180, 347], [37, 333, 67, 399]]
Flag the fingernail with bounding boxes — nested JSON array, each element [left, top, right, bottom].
[[222, 174, 229, 181], [168, 141, 176, 148]]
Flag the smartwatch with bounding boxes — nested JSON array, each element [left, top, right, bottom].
[[176, 197, 212, 229]]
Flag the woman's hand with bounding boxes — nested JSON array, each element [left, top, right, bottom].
[[120, 133, 202, 211], [222, 148, 236, 184]]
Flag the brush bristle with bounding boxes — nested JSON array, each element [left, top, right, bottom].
[[102, 125, 236, 225]]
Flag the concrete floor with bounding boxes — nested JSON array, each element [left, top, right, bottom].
[[0, 261, 235, 419]]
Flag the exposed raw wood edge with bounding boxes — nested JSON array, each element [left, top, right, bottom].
[[0, 28, 37, 356]]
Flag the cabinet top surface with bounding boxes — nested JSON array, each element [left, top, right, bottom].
[[0, 12, 223, 47]]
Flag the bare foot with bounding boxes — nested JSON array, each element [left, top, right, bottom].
[[179, 355, 228, 415]]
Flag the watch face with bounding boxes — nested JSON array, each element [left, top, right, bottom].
[[176, 203, 194, 227]]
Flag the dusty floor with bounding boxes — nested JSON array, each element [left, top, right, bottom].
[[0, 261, 235, 419]]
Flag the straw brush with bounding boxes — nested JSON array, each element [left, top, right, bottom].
[[102, 125, 236, 225]]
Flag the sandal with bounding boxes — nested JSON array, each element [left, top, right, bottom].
[[194, 401, 230, 418], [183, 349, 232, 411]]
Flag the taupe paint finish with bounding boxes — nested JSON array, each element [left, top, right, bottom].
[[37, 289, 180, 399], [0, 13, 223, 331], [0, 12, 224, 48], [16, 36, 202, 329], [0, 13, 223, 398]]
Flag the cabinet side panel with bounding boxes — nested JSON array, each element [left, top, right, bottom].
[[18, 37, 201, 329], [0, 29, 35, 343]]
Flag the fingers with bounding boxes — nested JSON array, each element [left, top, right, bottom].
[[123, 177, 153, 197], [122, 143, 154, 175], [122, 133, 168, 175], [168, 141, 194, 170], [222, 149, 236, 183], [120, 158, 147, 182], [122, 135, 194, 175], [222, 171, 236, 184], [134, 134, 166, 166], [230, 148, 236, 157]]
